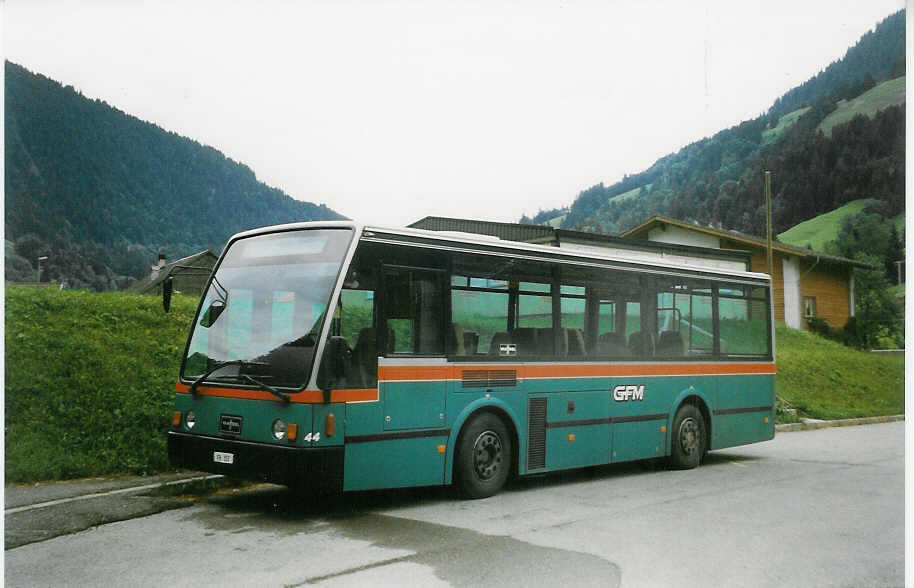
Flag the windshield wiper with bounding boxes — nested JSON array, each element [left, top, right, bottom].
[[238, 374, 289, 403], [187, 360, 268, 395]]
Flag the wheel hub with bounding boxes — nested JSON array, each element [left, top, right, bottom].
[[473, 430, 502, 480], [679, 417, 699, 455]]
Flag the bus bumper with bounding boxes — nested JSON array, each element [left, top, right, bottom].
[[167, 431, 344, 492]]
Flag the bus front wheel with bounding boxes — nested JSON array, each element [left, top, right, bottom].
[[455, 413, 512, 499], [669, 404, 705, 470]]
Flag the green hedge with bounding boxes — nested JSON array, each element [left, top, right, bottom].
[[5, 286, 197, 482]]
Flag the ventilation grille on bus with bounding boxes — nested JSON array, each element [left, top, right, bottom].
[[527, 397, 547, 470], [461, 369, 517, 388]]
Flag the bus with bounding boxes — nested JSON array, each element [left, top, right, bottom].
[[167, 221, 775, 498]]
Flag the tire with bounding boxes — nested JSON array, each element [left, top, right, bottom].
[[669, 404, 706, 470], [455, 413, 513, 499]]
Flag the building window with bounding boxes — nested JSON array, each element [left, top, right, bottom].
[[803, 296, 817, 319]]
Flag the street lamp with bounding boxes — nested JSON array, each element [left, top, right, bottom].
[[36, 255, 48, 283]]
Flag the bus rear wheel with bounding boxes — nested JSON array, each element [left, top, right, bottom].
[[455, 413, 512, 499], [669, 404, 705, 470]]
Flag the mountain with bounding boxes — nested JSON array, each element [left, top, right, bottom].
[[4, 61, 347, 290], [526, 10, 905, 241]]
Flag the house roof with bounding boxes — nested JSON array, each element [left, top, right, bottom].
[[409, 216, 751, 265], [409, 216, 554, 243], [127, 249, 218, 293], [619, 216, 873, 269]]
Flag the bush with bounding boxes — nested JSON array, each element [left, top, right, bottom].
[[4, 286, 198, 482], [806, 316, 833, 339]]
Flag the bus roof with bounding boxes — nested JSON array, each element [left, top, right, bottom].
[[226, 220, 773, 284]]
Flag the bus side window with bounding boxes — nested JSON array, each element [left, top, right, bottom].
[[451, 277, 509, 356], [383, 267, 445, 356], [559, 284, 586, 357], [625, 301, 650, 357], [340, 289, 377, 388]]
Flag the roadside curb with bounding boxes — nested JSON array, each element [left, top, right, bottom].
[[5, 472, 225, 512], [775, 414, 904, 432], [4, 472, 231, 550]]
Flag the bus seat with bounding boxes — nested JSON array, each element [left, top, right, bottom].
[[566, 328, 586, 357], [463, 331, 479, 355], [488, 332, 510, 356], [513, 327, 539, 356], [449, 323, 466, 355], [596, 332, 629, 356], [353, 327, 394, 387], [628, 331, 655, 357], [535, 327, 555, 356], [556, 328, 568, 357], [656, 330, 685, 357]]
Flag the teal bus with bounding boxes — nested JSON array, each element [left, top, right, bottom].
[[167, 221, 775, 498]]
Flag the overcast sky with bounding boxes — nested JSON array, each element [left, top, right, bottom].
[[2, 0, 904, 228]]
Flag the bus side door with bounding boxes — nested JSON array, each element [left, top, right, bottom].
[[380, 265, 448, 431]]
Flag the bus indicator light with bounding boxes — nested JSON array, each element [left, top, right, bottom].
[[172, 411, 182, 427], [287, 423, 298, 440], [325, 413, 335, 437], [437, 445, 446, 454], [568, 434, 575, 442]]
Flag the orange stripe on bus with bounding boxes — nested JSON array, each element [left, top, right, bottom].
[[373, 362, 775, 382], [173, 362, 773, 401], [175, 382, 378, 403], [329, 388, 379, 402], [377, 365, 452, 381]]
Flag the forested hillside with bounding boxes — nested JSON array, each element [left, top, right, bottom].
[[4, 61, 346, 290], [527, 10, 905, 241]]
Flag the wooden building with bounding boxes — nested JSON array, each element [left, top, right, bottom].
[[620, 216, 871, 330], [409, 216, 751, 272]]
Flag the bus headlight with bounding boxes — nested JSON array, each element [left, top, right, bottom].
[[272, 419, 287, 440], [185, 411, 196, 429]]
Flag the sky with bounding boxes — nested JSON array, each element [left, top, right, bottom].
[[2, 0, 905, 228]]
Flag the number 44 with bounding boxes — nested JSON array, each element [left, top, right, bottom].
[[303, 432, 321, 442]]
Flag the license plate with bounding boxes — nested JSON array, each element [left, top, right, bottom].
[[213, 451, 234, 465]]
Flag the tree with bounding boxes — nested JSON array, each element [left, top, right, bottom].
[[843, 252, 903, 349], [13, 233, 49, 266], [884, 223, 904, 283]]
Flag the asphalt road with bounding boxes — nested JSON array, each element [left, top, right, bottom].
[[4, 421, 905, 587]]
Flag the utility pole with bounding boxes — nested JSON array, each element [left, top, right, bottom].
[[765, 171, 773, 277]]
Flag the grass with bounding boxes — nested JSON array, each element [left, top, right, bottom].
[[777, 199, 874, 251], [777, 200, 904, 253], [611, 184, 652, 203], [762, 106, 811, 144], [4, 287, 904, 482], [774, 324, 904, 420], [4, 285, 199, 482], [818, 76, 906, 137]]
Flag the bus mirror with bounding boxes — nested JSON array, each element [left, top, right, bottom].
[[199, 299, 226, 328], [317, 336, 350, 400], [162, 276, 174, 313]]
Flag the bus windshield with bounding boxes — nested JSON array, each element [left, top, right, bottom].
[[181, 228, 353, 389]]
